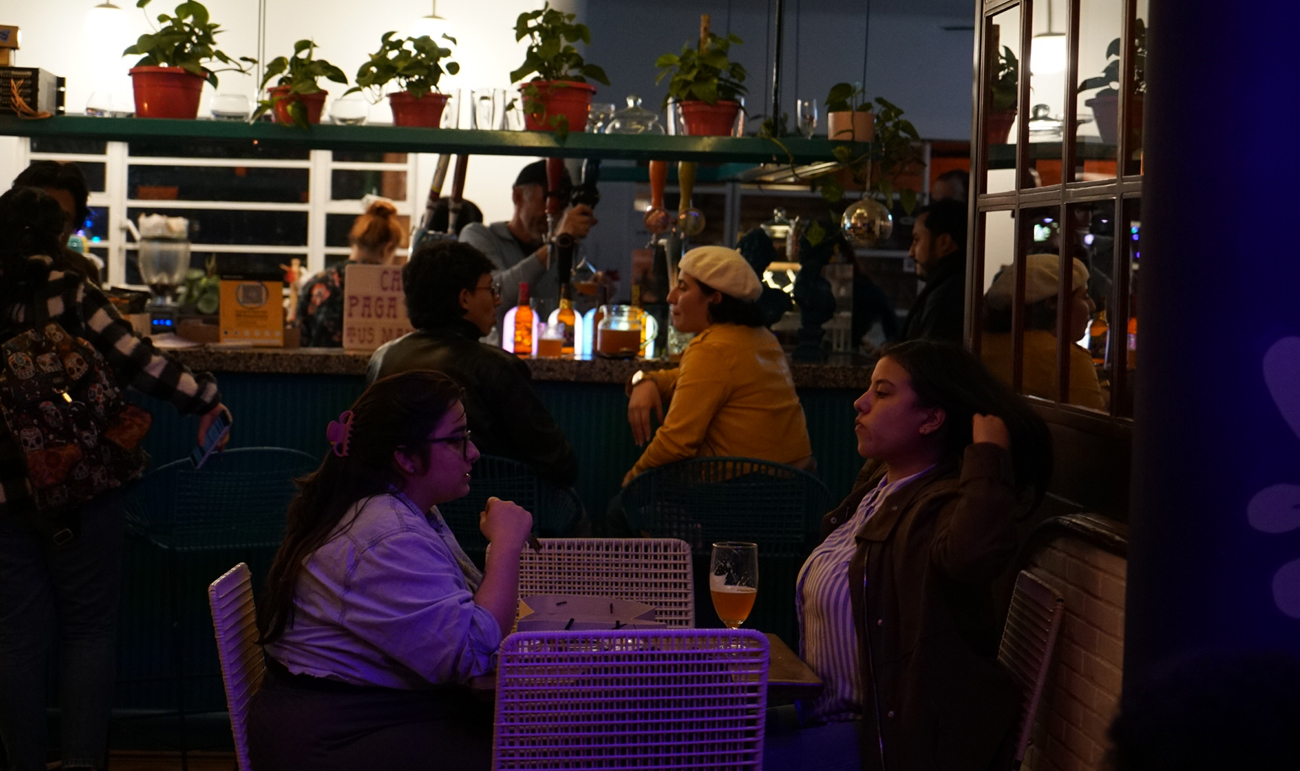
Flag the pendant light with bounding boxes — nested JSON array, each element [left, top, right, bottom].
[[1030, 0, 1067, 75], [411, 0, 452, 40], [84, 1, 130, 58]]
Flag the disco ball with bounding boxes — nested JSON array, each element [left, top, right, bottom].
[[841, 197, 893, 248]]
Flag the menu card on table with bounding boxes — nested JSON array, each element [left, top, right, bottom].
[[516, 595, 664, 632]]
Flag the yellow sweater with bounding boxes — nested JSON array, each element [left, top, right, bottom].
[[630, 323, 813, 477], [981, 330, 1106, 411]]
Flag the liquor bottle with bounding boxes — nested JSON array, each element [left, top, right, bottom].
[[630, 284, 647, 348], [512, 282, 534, 358], [556, 283, 577, 358], [1088, 309, 1109, 366]]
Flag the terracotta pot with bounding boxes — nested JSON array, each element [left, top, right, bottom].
[[269, 86, 328, 126], [521, 80, 597, 132], [387, 91, 449, 128], [130, 66, 206, 119], [679, 99, 741, 137], [826, 110, 874, 142], [986, 108, 1017, 144], [1086, 93, 1143, 146]]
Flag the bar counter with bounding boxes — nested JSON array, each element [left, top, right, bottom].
[[138, 344, 872, 523]]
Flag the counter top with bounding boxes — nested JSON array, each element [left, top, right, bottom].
[[164, 344, 875, 390]]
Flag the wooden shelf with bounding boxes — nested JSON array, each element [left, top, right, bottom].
[[0, 115, 853, 164]]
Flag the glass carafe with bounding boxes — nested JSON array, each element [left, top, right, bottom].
[[604, 95, 664, 135], [596, 304, 644, 358]]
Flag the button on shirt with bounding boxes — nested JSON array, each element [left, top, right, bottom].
[[796, 466, 934, 723], [265, 493, 500, 689]]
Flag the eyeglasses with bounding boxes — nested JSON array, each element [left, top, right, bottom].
[[427, 429, 473, 460], [472, 281, 502, 300]]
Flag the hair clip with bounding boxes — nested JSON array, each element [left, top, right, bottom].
[[326, 410, 354, 457]]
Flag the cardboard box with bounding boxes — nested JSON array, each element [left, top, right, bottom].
[[219, 279, 284, 346], [0, 67, 64, 115]]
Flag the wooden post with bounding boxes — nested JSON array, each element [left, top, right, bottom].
[[699, 15, 710, 52]]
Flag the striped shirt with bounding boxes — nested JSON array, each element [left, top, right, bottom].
[[796, 465, 934, 724], [0, 255, 222, 512]]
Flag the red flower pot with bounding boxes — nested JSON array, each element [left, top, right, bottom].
[[521, 80, 597, 132], [986, 108, 1017, 145], [130, 66, 206, 119], [269, 86, 329, 125], [679, 100, 741, 137], [387, 91, 449, 128]]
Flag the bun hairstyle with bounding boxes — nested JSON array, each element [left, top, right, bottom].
[[0, 187, 69, 294], [349, 198, 405, 255]]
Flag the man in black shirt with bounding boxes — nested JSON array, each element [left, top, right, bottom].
[[366, 240, 579, 488], [901, 198, 967, 344]]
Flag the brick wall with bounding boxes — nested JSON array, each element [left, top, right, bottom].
[[1022, 537, 1128, 771]]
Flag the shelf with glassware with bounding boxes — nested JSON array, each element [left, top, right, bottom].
[[0, 115, 862, 165]]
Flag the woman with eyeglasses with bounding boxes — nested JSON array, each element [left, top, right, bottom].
[[250, 370, 533, 770]]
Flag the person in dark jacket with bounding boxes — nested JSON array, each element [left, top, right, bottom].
[[766, 340, 1051, 771], [901, 199, 967, 343], [366, 240, 578, 489]]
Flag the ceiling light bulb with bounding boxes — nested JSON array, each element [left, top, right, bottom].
[[1030, 33, 1067, 75], [84, 1, 129, 57]]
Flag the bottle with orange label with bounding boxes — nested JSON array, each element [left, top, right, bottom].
[[512, 282, 534, 358], [556, 283, 577, 358]]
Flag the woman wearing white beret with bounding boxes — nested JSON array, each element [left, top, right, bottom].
[[980, 253, 1106, 411], [622, 246, 813, 485]]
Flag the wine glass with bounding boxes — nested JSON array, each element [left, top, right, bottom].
[[796, 98, 819, 139], [710, 542, 758, 629]]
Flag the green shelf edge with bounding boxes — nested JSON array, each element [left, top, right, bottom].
[[0, 115, 855, 164]]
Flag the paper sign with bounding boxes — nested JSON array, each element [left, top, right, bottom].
[[342, 263, 413, 351], [219, 280, 283, 346]]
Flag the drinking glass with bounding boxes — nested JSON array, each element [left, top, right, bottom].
[[710, 542, 758, 629], [503, 99, 527, 131], [665, 98, 683, 136], [732, 96, 747, 138], [329, 96, 369, 126], [471, 88, 500, 130], [537, 322, 564, 358], [440, 88, 461, 129], [797, 98, 819, 139], [210, 93, 251, 121], [588, 102, 616, 132], [85, 91, 123, 117]]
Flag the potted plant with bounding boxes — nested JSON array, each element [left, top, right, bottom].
[[655, 30, 747, 136], [1079, 19, 1146, 145], [348, 31, 459, 128], [510, 2, 609, 135], [123, 0, 255, 119], [253, 40, 347, 128], [987, 45, 1018, 144], [824, 81, 873, 142]]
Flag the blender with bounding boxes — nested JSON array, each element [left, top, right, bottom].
[[132, 214, 191, 333]]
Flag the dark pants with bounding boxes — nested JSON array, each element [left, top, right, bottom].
[[0, 495, 126, 771], [248, 661, 494, 771]]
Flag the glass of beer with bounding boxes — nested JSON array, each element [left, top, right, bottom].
[[710, 541, 758, 629]]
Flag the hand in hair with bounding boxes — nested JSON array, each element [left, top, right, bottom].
[[972, 414, 1010, 449]]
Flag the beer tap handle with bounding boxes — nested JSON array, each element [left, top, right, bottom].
[[545, 157, 566, 238], [446, 155, 469, 235]]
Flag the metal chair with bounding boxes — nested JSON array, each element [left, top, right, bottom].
[[493, 629, 769, 769], [618, 457, 833, 641], [516, 538, 695, 628], [438, 454, 584, 564], [997, 570, 1066, 770], [116, 447, 316, 758], [207, 563, 264, 771]]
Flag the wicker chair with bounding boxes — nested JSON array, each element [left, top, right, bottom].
[[438, 454, 584, 565], [207, 563, 265, 771], [493, 629, 769, 769], [617, 457, 833, 641], [516, 538, 695, 628], [997, 570, 1066, 770]]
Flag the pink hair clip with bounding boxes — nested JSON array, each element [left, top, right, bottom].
[[326, 410, 354, 457]]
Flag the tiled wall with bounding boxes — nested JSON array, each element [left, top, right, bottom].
[[1023, 537, 1128, 771]]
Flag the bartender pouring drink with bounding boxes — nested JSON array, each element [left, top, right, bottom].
[[459, 160, 598, 335]]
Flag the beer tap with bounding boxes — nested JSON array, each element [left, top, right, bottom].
[[445, 154, 470, 236], [545, 157, 575, 284], [411, 154, 452, 250]]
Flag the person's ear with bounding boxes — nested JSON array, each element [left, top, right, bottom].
[[933, 232, 956, 257], [458, 287, 473, 313], [511, 185, 523, 207], [918, 406, 947, 436], [393, 448, 420, 476]]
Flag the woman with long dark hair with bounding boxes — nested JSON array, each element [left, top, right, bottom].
[[767, 340, 1052, 771], [0, 187, 227, 771], [250, 370, 532, 770]]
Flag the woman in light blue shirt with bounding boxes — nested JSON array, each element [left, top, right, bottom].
[[249, 371, 533, 770]]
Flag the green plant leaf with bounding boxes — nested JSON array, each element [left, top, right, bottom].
[[805, 219, 827, 247], [900, 189, 918, 215], [820, 180, 844, 203]]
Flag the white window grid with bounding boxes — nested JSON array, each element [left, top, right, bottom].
[[23, 139, 421, 287]]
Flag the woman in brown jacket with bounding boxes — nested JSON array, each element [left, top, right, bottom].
[[766, 340, 1051, 771]]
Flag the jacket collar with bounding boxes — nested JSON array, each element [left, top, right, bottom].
[[918, 251, 964, 288], [853, 458, 959, 543], [422, 317, 484, 340]]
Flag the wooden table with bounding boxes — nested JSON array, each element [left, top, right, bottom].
[[470, 630, 822, 702]]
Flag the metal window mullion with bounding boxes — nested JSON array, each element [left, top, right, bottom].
[[124, 244, 307, 255], [105, 141, 129, 286], [308, 150, 332, 275], [1016, 0, 1033, 191], [1117, 0, 1137, 181], [123, 200, 311, 212], [125, 157, 311, 169], [1061, 0, 1081, 185], [1108, 196, 1127, 417], [1010, 195, 1028, 392], [1055, 200, 1071, 403], [28, 152, 106, 163], [330, 161, 412, 171]]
